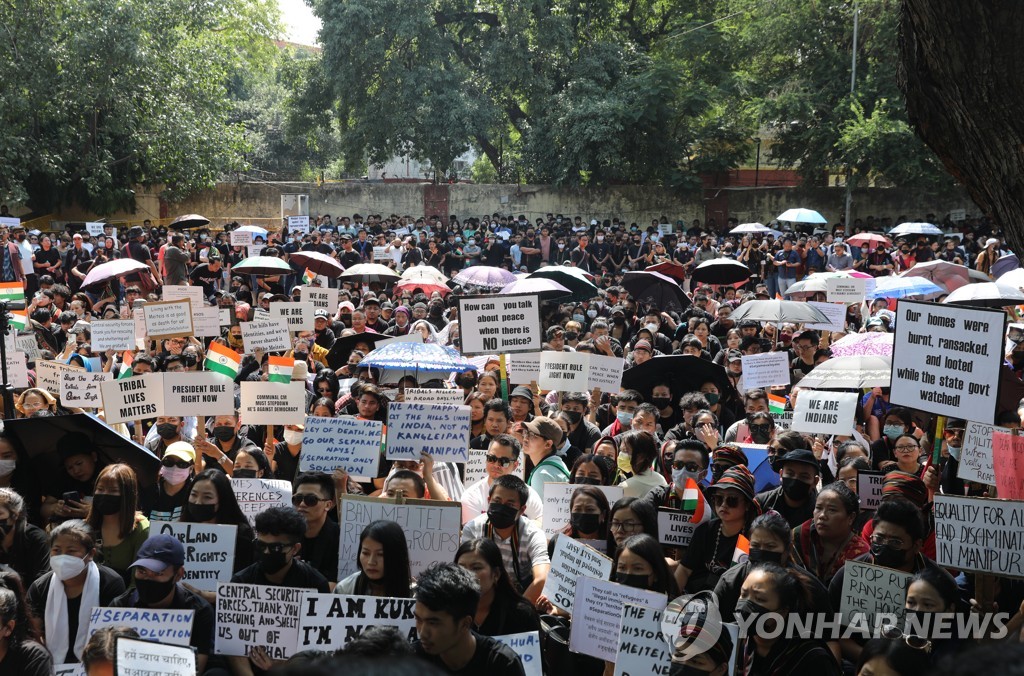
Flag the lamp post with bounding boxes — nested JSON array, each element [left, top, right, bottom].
[[753, 137, 762, 187], [844, 1, 860, 228]]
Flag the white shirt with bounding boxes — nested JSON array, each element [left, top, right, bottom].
[[17, 240, 33, 275], [461, 477, 543, 525], [461, 513, 550, 591]]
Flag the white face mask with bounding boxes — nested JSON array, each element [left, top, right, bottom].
[[0, 459, 14, 477], [283, 429, 305, 445], [50, 554, 88, 581]]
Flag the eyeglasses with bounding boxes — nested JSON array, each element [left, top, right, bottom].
[[711, 494, 742, 508], [870, 534, 906, 548], [291, 494, 329, 507], [485, 454, 515, 467], [672, 461, 701, 472], [161, 459, 191, 469], [253, 539, 294, 554], [610, 520, 642, 532], [893, 444, 919, 453], [880, 625, 932, 653]]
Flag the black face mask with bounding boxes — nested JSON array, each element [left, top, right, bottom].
[[870, 542, 907, 569], [91, 494, 121, 516], [562, 410, 583, 426], [0, 521, 12, 537], [573, 476, 601, 485], [256, 548, 290, 575], [188, 502, 218, 522], [615, 571, 650, 589], [670, 663, 714, 676], [135, 576, 176, 606], [571, 513, 602, 535], [749, 424, 771, 444], [487, 502, 519, 529], [156, 423, 179, 440], [781, 477, 813, 501], [651, 397, 672, 409], [734, 598, 769, 624], [232, 469, 258, 479], [747, 548, 784, 565], [212, 426, 236, 442], [294, 352, 308, 362]]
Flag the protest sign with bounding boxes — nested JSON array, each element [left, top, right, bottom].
[[132, 307, 146, 346], [252, 308, 272, 322], [298, 594, 417, 652], [614, 604, 670, 676], [542, 483, 623, 538], [231, 477, 293, 526], [116, 637, 194, 676], [740, 352, 790, 389], [240, 381, 306, 425], [4, 351, 27, 388], [271, 301, 315, 332], [806, 301, 848, 332], [827, 277, 867, 303], [538, 352, 625, 392], [950, 208, 967, 222], [463, 447, 524, 490], [791, 391, 858, 435], [338, 495, 461, 581], [494, 632, 542, 676], [857, 470, 886, 511], [288, 215, 310, 233], [162, 372, 234, 417], [143, 299, 194, 340], [300, 286, 340, 312], [839, 560, 912, 625], [589, 353, 626, 391], [230, 230, 253, 247], [457, 294, 542, 356], [37, 360, 79, 395], [771, 411, 793, 430], [993, 430, 1024, 500], [299, 416, 383, 478], [90, 320, 137, 351], [152, 522, 236, 592], [162, 285, 205, 309], [507, 352, 541, 384], [85, 221, 105, 237], [61, 370, 111, 408], [101, 373, 164, 424], [568, 577, 668, 661], [192, 307, 221, 338], [405, 388, 465, 406], [54, 665, 84, 676], [215, 583, 302, 659], [15, 334, 39, 360], [372, 246, 389, 262], [890, 300, 1005, 422], [385, 402, 472, 462], [241, 319, 291, 354], [935, 494, 1024, 577], [543, 536, 612, 613], [658, 508, 698, 548], [958, 421, 1000, 485], [88, 607, 194, 647], [219, 308, 232, 326]]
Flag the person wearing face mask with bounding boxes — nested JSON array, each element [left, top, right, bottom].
[[558, 391, 601, 461], [558, 485, 610, 546], [0, 489, 46, 588], [755, 450, 820, 529], [147, 442, 197, 523], [108, 535, 215, 672], [179, 469, 255, 594], [569, 453, 614, 486], [708, 444, 748, 485], [669, 603, 734, 676], [194, 414, 258, 476], [742, 411, 775, 446], [792, 481, 869, 586], [869, 407, 914, 471], [86, 464, 149, 585], [456, 538, 540, 637], [144, 415, 193, 459], [639, 440, 710, 514], [27, 520, 125, 665], [612, 533, 678, 597], [266, 423, 306, 483]]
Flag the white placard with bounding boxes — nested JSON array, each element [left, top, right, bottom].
[[248, 244, 265, 257], [240, 381, 307, 425], [271, 301, 315, 332], [463, 447, 524, 490], [507, 352, 542, 384], [297, 594, 417, 652], [826, 277, 866, 303], [589, 353, 626, 391], [568, 577, 668, 661], [87, 607, 193, 647], [385, 402, 472, 462], [15, 334, 39, 360], [162, 371, 235, 417], [37, 360, 79, 395], [372, 246, 389, 262], [143, 299, 194, 339], [241, 319, 291, 354], [215, 583, 301, 659], [958, 421, 1001, 485], [132, 307, 146, 347], [890, 300, 1005, 422], [299, 416, 383, 479], [542, 483, 623, 538], [457, 294, 542, 356], [658, 508, 698, 548], [950, 208, 967, 222], [494, 632, 542, 676], [100, 373, 164, 423], [85, 221, 105, 237], [1, 351, 26, 388], [934, 494, 1024, 576], [192, 306, 222, 338], [54, 664, 84, 676], [839, 560, 912, 625], [288, 215, 310, 234], [0, 217, 19, 228], [791, 391, 858, 435], [542, 537, 612, 613], [61, 370, 111, 407], [539, 352, 623, 392], [405, 388, 465, 406], [856, 470, 886, 511], [337, 496, 461, 581], [300, 287, 340, 312], [806, 301, 847, 332], [219, 307, 233, 326], [116, 637, 195, 676], [162, 285, 205, 309], [90, 320, 137, 351], [252, 307, 272, 322], [231, 477, 293, 526], [740, 351, 791, 389], [230, 230, 254, 247], [152, 521, 237, 592], [614, 604, 670, 676]]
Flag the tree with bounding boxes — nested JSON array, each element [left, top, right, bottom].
[[898, 2, 1024, 249]]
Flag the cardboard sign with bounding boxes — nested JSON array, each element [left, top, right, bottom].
[[542, 483, 623, 538], [15, 334, 40, 361], [993, 430, 1024, 500], [90, 320, 137, 351], [568, 577, 668, 661], [241, 319, 291, 354], [934, 494, 1024, 577], [230, 230, 254, 247], [857, 470, 886, 511], [826, 277, 867, 303], [740, 352, 791, 389], [337, 496, 461, 581], [457, 294, 542, 356], [271, 301, 315, 332], [538, 352, 625, 392], [85, 221, 105, 237], [288, 215, 310, 234], [115, 637, 195, 676], [143, 299, 194, 340], [215, 583, 302, 659], [372, 246, 389, 262], [152, 522, 237, 592], [542, 536, 612, 613], [87, 607, 193, 647], [231, 477, 293, 526], [806, 301, 847, 332], [101, 373, 165, 423], [61, 370, 111, 408], [162, 285, 205, 309], [37, 360, 80, 395], [192, 306, 221, 338], [494, 632, 542, 676], [791, 391, 858, 435], [162, 372, 235, 417], [239, 380, 306, 425], [252, 308, 272, 322], [300, 286, 339, 312], [405, 388, 465, 406], [958, 421, 1000, 485], [297, 594, 417, 652], [839, 560, 912, 626], [614, 604, 670, 676], [299, 416, 384, 479], [507, 352, 542, 384], [658, 508, 698, 548], [890, 300, 1005, 422], [385, 402, 472, 462]]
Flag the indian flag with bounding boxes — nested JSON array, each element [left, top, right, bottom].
[[731, 534, 750, 566], [8, 310, 25, 331], [206, 342, 241, 379], [0, 282, 23, 305], [117, 351, 134, 379], [267, 356, 294, 383], [768, 393, 787, 414], [683, 479, 711, 526], [302, 268, 315, 284]]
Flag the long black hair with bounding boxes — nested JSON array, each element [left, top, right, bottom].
[[0, 570, 39, 644], [356, 520, 411, 598], [454, 538, 535, 627], [613, 533, 679, 598], [181, 469, 252, 531]]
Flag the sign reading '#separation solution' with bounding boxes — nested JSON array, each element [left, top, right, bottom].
[[890, 300, 1005, 422], [456, 294, 541, 356]]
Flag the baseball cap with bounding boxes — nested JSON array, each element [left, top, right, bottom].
[[164, 441, 195, 464], [130, 534, 186, 573], [510, 385, 534, 401], [524, 416, 563, 444], [314, 309, 330, 319]]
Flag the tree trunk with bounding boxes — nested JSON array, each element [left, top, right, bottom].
[[898, 2, 1024, 252]]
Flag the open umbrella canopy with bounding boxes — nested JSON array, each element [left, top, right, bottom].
[[169, 214, 210, 229], [730, 299, 830, 325], [81, 258, 149, 291], [339, 263, 402, 284], [287, 251, 344, 277], [452, 266, 518, 290], [402, 265, 449, 284], [730, 222, 768, 234], [889, 222, 943, 237], [499, 276, 572, 300], [396, 274, 450, 297], [691, 258, 751, 285], [993, 254, 1021, 279], [362, 340, 477, 373], [845, 233, 891, 248], [996, 267, 1024, 290], [644, 260, 688, 283], [528, 265, 598, 301], [622, 271, 690, 313], [829, 332, 894, 358], [900, 259, 970, 291], [867, 276, 944, 300], [233, 256, 293, 276], [234, 224, 269, 238], [621, 355, 735, 403], [785, 271, 868, 299], [325, 332, 395, 370], [798, 355, 892, 389], [776, 208, 827, 224], [942, 282, 1024, 308]]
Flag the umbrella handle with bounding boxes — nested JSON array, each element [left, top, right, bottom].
[[133, 420, 144, 445]]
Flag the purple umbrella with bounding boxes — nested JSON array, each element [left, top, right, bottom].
[[828, 332, 894, 358], [81, 258, 150, 291], [500, 276, 572, 300], [452, 265, 518, 290]]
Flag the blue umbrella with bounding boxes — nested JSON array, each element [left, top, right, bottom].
[[867, 276, 944, 300], [361, 341, 478, 373]]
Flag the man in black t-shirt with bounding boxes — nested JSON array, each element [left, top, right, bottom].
[[292, 472, 339, 584], [188, 249, 224, 299]]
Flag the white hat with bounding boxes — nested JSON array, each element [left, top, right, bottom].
[[986, 238, 1000, 248], [590, 219, 598, 226]]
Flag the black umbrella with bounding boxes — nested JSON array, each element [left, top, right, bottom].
[[325, 332, 395, 370], [622, 271, 691, 313], [4, 413, 161, 493], [691, 258, 752, 285], [620, 355, 736, 404], [169, 214, 211, 230]]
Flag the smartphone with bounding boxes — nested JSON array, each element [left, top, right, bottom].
[[62, 491, 82, 503]]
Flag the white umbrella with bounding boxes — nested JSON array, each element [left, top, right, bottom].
[[730, 299, 830, 324], [942, 282, 1024, 308], [776, 208, 827, 224], [889, 222, 943, 237], [234, 225, 269, 238], [799, 355, 892, 389], [996, 267, 1024, 290], [402, 265, 449, 284]]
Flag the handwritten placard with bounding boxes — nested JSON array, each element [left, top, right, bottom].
[[740, 351, 791, 389], [934, 494, 1024, 577], [61, 370, 111, 408], [152, 521, 237, 592], [568, 577, 668, 661], [4, 351, 28, 388], [271, 301, 315, 333], [100, 373, 165, 424], [542, 483, 623, 538], [240, 381, 306, 425], [994, 430, 1024, 499], [299, 416, 384, 479], [405, 388, 465, 406], [215, 583, 301, 659], [90, 320, 137, 351], [958, 421, 1000, 485], [614, 604, 670, 676], [241, 320, 291, 354], [15, 334, 40, 360], [143, 299, 194, 340], [230, 230, 253, 247], [840, 560, 912, 626], [385, 402, 472, 462], [37, 359, 80, 396], [494, 632, 542, 676], [542, 537, 612, 613], [115, 637, 195, 676], [162, 285, 205, 310], [297, 594, 417, 652], [806, 301, 848, 332], [88, 607, 193, 647], [507, 352, 541, 384], [231, 477, 293, 526]]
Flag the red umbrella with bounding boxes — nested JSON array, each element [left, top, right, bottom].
[[845, 233, 891, 248], [645, 260, 687, 282], [287, 251, 344, 277], [395, 279, 450, 296], [81, 258, 149, 291]]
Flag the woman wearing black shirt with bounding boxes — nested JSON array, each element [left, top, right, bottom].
[[456, 538, 540, 637]]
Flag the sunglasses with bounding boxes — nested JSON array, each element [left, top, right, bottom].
[[161, 459, 191, 469], [672, 461, 701, 472], [291, 493, 329, 507], [253, 539, 294, 554], [711, 494, 742, 508], [485, 454, 515, 467]]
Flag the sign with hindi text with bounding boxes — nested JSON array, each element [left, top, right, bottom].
[[115, 637, 194, 676]]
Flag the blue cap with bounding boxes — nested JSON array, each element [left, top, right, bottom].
[[130, 534, 185, 572]]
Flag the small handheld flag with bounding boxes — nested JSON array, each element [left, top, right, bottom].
[[117, 351, 134, 380], [267, 356, 294, 383], [205, 342, 241, 379]]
